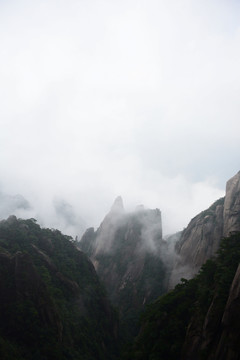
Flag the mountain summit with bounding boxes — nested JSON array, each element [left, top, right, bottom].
[[110, 196, 124, 214], [79, 201, 166, 339]]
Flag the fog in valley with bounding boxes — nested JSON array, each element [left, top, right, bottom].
[[1, 0, 240, 238]]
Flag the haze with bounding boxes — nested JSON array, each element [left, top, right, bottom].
[[0, 0, 239, 236]]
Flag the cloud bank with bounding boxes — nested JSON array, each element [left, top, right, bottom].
[[0, 0, 239, 235]]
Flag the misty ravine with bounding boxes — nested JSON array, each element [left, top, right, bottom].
[[1, 1, 240, 358], [0, 171, 240, 359]]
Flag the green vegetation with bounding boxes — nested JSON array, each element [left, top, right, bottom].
[[2, 213, 240, 360], [0, 216, 119, 360], [124, 232, 240, 360], [92, 214, 166, 342]]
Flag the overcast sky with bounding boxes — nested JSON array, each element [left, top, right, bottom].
[[0, 0, 240, 235]]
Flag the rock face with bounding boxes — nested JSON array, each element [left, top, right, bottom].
[[170, 198, 224, 286], [110, 195, 124, 213], [223, 171, 240, 236], [79, 198, 167, 338], [170, 171, 240, 286]]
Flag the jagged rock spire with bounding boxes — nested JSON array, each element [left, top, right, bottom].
[[110, 196, 124, 214]]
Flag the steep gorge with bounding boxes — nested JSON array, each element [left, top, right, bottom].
[[125, 171, 240, 360], [1, 171, 240, 359], [79, 171, 240, 343]]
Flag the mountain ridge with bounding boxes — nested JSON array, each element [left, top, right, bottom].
[[0, 216, 119, 360]]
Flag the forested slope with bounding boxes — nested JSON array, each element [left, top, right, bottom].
[[125, 232, 240, 360], [0, 216, 119, 360]]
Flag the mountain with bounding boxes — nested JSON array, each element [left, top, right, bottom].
[[78, 171, 240, 350], [53, 198, 86, 237], [0, 191, 30, 219], [123, 171, 240, 359], [170, 171, 240, 287], [0, 216, 119, 360], [79, 197, 169, 339], [2, 172, 239, 359], [125, 231, 240, 360], [223, 171, 240, 235]]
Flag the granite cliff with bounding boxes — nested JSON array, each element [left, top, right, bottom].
[[79, 197, 168, 338], [223, 171, 240, 236], [2, 172, 240, 359], [170, 171, 240, 286]]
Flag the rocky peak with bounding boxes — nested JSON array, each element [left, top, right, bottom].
[[223, 171, 240, 236], [110, 196, 124, 214], [170, 171, 240, 287], [79, 201, 165, 339], [135, 204, 145, 211], [94, 197, 125, 254]]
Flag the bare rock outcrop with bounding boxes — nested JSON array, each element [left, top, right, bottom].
[[170, 171, 240, 287], [79, 198, 165, 338], [169, 198, 224, 286], [223, 171, 240, 236]]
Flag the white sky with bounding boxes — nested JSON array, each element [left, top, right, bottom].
[[0, 0, 240, 235]]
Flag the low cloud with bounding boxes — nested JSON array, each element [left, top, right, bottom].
[[0, 190, 32, 220], [0, 0, 237, 237]]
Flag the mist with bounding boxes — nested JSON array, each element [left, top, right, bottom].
[[0, 0, 239, 236], [88, 197, 170, 261]]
